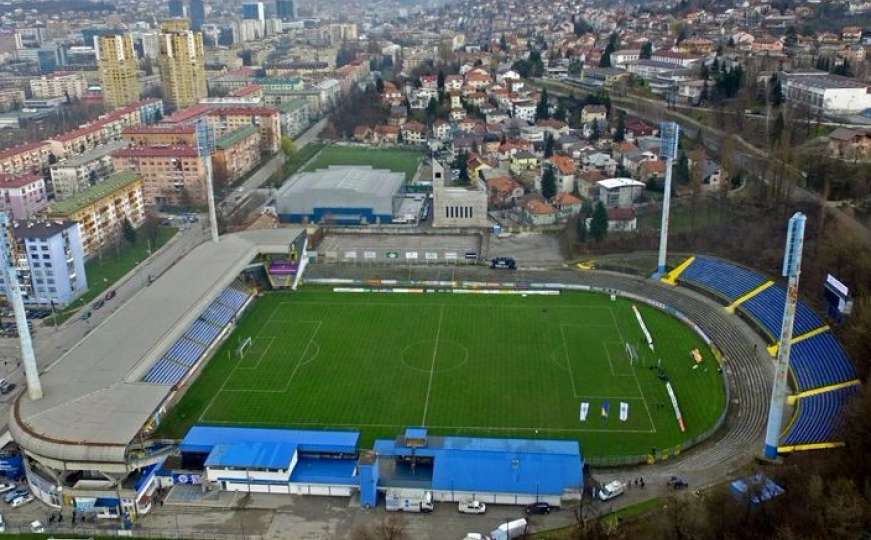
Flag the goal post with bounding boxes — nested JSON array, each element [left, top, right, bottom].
[[236, 336, 253, 359]]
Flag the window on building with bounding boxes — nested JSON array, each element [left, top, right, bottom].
[[48, 287, 56, 293]]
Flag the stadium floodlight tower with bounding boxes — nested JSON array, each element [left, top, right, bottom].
[[196, 118, 220, 243], [763, 212, 807, 460], [0, 212, 42, 400], [653, 121, 680, 279]]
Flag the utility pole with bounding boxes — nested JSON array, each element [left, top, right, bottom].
[[763, 212, 806, 460], [654, 122, 680, 278]]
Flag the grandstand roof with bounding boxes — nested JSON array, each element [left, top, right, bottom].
[[182, 425, 360, 455], [374, 434, 582, 495], [10, 228, 304, 465]]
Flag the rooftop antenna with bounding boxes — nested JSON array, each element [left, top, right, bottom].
[[0, 213, 42, 400]]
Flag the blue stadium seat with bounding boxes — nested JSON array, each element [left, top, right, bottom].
[[216, 287, 248, 312], [781, 385, 859, 445], [739, 285, 824, 339], [143, 358, 188, 385], [185, 320, 221, 345], [789, 333, 857, 391], [201, 303, 235, 326], [678, 256, 768, 301], [164, 338, 206, 367]]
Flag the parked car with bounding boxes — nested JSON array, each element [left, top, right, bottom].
[[525, 501, 554, 515], [0, 483, 15, 494], [104, 289, 116, 301], [93, 299, 105, 310], [0, 512, 4, 532], [29, 520, 44, 533], [79, 310, 92, 321], [3, 488, 27, 503], [597, 480, 626, 501], [490, 256, 517, 270], [0, 382, 16, 395], [667, 476, 689, 489], [462, 534, 488, 540], [10, 494, 33, 507], [458, 500, 486, 514]]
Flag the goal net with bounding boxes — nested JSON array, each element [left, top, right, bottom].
[[236, 336, 253, 359]]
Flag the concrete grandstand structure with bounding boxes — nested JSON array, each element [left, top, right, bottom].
[[9, 228, 305, 515]]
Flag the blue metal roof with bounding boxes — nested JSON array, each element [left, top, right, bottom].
[[180, 425, 360, 454], [433, 450, 582, 495], [375, 434, 583, 496], [289, 458, 358, 485], [405, 427, 428, 439], [205, 441, 297, 470]]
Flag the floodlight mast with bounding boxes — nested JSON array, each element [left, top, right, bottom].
[[763, 212, 807, 459], [0, 212, 42, 400]]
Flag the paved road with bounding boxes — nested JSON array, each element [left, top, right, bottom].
[[222, 117, 329, 218], [0, 224, 209, 425]]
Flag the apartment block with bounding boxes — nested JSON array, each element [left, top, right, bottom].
[[49, 140, 128, 200], [0, 219, 87, 307], [0, 173, 49, 220], [97, 34, 141, 110], [212, 125, 261, 186], [111, 145, 207, 206], [44, 170, 145, 256], [158, 19, 207, 110], [29, 71, 88, 100]]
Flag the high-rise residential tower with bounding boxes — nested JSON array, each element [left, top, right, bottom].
[[96, 34, 141, 110], [158, 19, 207, 110]]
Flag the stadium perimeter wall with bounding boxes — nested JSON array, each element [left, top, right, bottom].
[[306, 277, 732, 467]]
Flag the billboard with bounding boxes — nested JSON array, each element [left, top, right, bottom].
[[824, 274, 852, 322]]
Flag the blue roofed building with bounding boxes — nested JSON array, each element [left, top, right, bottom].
[[370, 428, 583, 506], [180, 426, 360, 496]]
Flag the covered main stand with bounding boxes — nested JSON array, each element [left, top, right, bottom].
[[372, 428, 583, 506]]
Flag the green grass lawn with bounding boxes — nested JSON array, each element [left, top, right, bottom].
[[303, 145, 422, 182], [55, 227, 177, 322], [269, 143, 326, 188], [156, 289, 725, 460]]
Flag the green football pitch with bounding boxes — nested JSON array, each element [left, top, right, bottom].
[[156, 289, 727, 460], [303, 145, 422, 182]]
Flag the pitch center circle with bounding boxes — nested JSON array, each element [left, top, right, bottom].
[[401, 340, 469, 373]]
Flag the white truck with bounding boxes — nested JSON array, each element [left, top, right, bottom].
[[385, 489, 434, 513], [490, 518, 528, 540]]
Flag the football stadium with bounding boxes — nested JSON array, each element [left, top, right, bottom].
[[7, 229, 857, 517]]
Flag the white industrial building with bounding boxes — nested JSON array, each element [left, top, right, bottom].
[[784, 75, 871, 116]]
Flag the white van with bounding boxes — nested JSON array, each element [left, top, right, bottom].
[[598, 480, 626, 501], [490, 518, 528, 540]]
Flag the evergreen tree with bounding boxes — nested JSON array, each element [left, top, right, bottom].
[[576, 215, 587, 242], [543, 133, 555, 158], [640, 41, 653, 60], [535, 88, 550, 120], [769, 73, 783, 106], [590, 201, 609, 242], [674, 151, 690, 184], [554, 103, 567, 122], [614, 111, 626, 142], [376, 77, 385, 93], [437, 70, 445, 92], [541, 166, 557, 199], [427, 97, 438, 121], [122, 218, 137, 245]]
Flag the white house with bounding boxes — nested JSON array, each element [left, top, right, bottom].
[[597, 177, 645, 208]]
